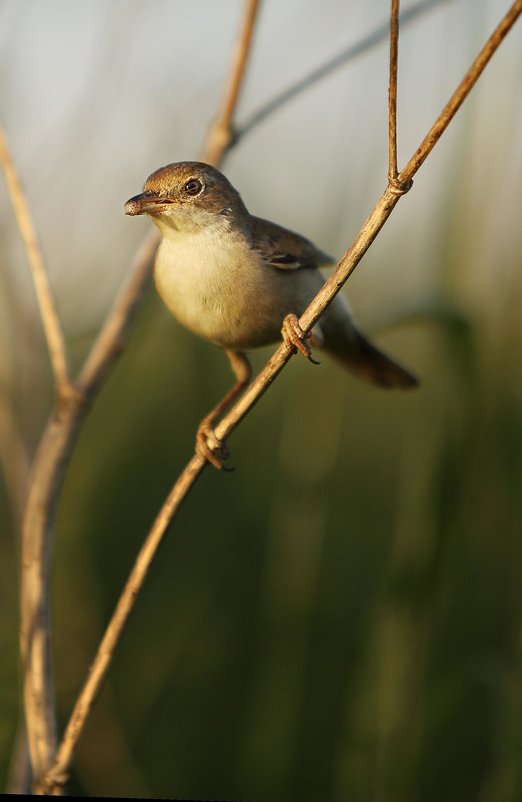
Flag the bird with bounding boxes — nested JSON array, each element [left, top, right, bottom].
[[125, 161, 417, 468]]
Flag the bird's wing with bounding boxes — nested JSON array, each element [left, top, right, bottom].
[[251, 216, 334, 271]]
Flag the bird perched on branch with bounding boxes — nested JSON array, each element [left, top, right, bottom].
[[125, 161, 417, 468]]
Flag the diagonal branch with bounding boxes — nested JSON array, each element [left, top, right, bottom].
[[38, 0, 521, 794], [0, 128, 71, 392]]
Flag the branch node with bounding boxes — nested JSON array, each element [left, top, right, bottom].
[[56, 382, 89, 419], [203, 120, 237, 165], [36, 768, 68, 795], [387, 175, 413, 196]]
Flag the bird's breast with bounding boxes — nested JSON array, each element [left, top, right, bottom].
[[154, 227, 290, 349]]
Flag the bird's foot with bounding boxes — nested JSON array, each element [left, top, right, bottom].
[[281, 314, 320, 365], [195, 419, 234, 472]]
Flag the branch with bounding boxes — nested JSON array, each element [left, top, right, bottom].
[[202, 0, 262, 165], [388, 0, 400, 182], [0, 128, 71, 393], [39, 0, 521, 793], [25, 0, 263, 794]]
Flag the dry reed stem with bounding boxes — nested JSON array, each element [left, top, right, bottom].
[[38, 0, 522, 794], [0, 129, 71, 392], [21, 405, 81, 784], [388, 0, 400, 182], [202, 0, 262, 164]]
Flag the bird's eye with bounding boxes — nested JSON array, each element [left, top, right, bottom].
[[183, 178, 203, 196]]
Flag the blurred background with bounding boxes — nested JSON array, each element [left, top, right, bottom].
[[1, 1, 521, 800]]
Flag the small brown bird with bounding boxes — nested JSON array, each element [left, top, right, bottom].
[[125, 161, 417, 468]]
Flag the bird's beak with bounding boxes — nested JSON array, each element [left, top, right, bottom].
[[124, 192, 175, 216]]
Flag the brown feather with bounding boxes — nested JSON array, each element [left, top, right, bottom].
[[250, 216, 333, 271]]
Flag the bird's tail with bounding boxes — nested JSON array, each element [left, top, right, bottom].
[[326, 329, 418, 389]]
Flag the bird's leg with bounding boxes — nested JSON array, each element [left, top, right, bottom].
[[281, 313, 320, 365], [196, 349, 252, 470]]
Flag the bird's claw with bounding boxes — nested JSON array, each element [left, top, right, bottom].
[[281, 313, 320, 365], [196, 421, 234, 471]]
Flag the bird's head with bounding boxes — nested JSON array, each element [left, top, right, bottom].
[[124, 161, 247, 233]]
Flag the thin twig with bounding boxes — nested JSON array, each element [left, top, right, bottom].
[[29, 0, 263, 794], [236, 0, 452, 143], [20, 399, 83, 788], [0, 128, 71, 392], [202, 0, 262, 165], [38, 0, 522, 794], [388, 0, 400, 182]]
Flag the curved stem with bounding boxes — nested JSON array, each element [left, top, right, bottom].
[[0, 128, 71, 391], [20, 400, 84, 780], [202, 0, 262, 165], [388, 0, 400, 181]]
